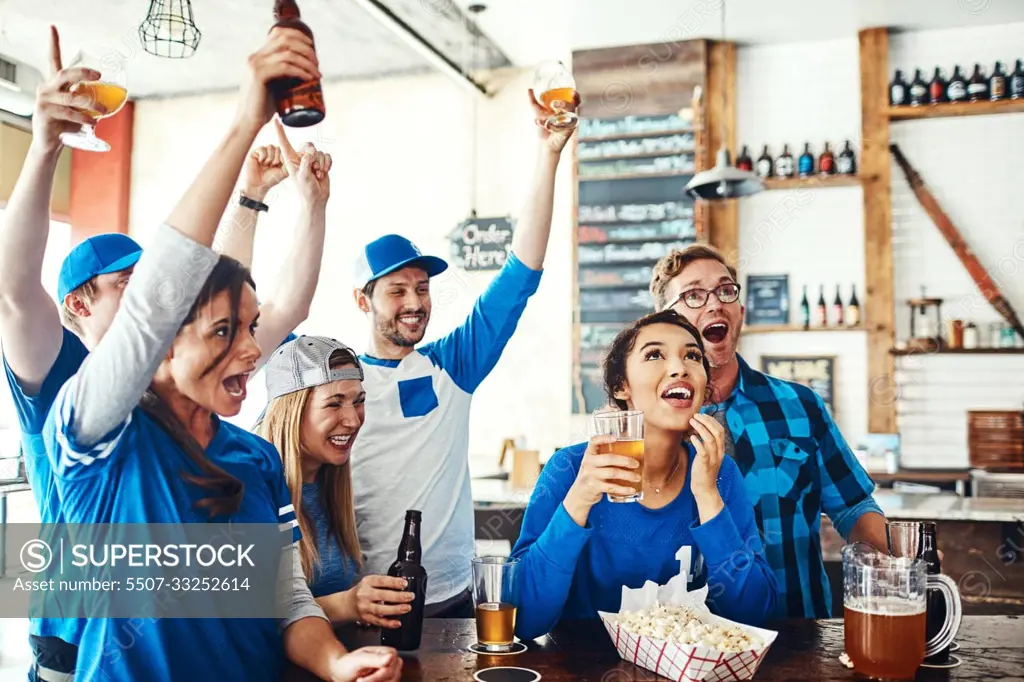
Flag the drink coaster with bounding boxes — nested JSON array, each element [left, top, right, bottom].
[[473, 667, 540, 682], [950, 641, 961, 652], [468, 642, 527, 656], [921, 654, 963, 670]]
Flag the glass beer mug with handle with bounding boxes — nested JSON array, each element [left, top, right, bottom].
[[843, 542, 961, 680], [60, 50, 129, 153]]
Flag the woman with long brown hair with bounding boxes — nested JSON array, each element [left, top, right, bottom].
[[259, 335, 415, 629]]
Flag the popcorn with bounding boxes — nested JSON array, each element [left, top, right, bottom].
[[614, 602, 763, 653]]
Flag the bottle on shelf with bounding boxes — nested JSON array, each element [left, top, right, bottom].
[[989, 61, 1007, 101], [946, 65, 968, 102], [818, 142, 836, 176], [928, 67, 947, 105], [846, 285, 861, 327], [380, 510, 428, 651], [775, 144, 795, 178], [270, 0, 326, 127], [800, 285, 810, 330], [1010, 59, 1024, 100], [736, 145, 754, 172], [837, 141, 857, 175], [909, 69, 929, 106], [798, 143, 815, 177], [962, 322, 979, 349], [967, 63, 989, 102], [889, 69, 909, 106], [756, 145, 774, 178], [815, 286, 827, 327], [832, 285, 844, 328]]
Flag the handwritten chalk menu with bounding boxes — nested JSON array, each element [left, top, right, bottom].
[[761, 355, 836, 417], [449, 216, 513, 271], [573, 113, 697, 414], [745, 274, 790, 326]]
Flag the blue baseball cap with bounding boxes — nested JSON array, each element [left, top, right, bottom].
[[58, 233, 143, 302], [353, 234, 448, 289]]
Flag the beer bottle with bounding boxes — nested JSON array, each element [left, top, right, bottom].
[[799, 285, 810, 330], [889, 69, 908, 106], [1011, 59, 1024, 100], [967, 63, 989, 102], [818, 142, 835, 176], [774, 144, 795, 178], [921, 523, 951, 665], [736, 145, 754, 172], [798, 143, 814, 177], [989, 61, 1007, 101], [815, 286, 827, 327], [832, 285, 843, 328], [270, 0, 326, 127], [755, 145, 773, 178], [928, 67, 946, 105], [380, 510, 428, 651], [837, 141, 856, 176], [908, 69, 928, 106], [946, 65, 968, 102], [846, 284, 861, 327]]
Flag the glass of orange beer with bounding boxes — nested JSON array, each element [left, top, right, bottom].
[[471, 556, 520, 653], [533, 60, 578, 130], [590, 410, 644, 503], [60, 50, 129, 153]]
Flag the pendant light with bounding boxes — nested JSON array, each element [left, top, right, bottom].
[[139, 0, 202, 59], [685, 0, 762, 201]]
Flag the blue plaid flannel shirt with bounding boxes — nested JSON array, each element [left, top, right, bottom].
[[703, 355, 882, 618]]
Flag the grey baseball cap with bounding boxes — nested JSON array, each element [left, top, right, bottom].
[[265, 335, 364, 401]]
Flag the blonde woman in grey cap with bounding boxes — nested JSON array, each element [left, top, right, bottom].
[[259, 335, 417, 629]]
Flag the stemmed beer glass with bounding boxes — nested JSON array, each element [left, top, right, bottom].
[[60, 50, 128, 153], [532, 60, 578, 130]]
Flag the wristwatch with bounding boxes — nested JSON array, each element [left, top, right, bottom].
[[239, 193, 269, 213]]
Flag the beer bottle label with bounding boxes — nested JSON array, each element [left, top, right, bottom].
[[909, 84, 926, 97], [845, 306, 860, 327], [756, 159, 771, 177], [967, 83, 987, 95], [891, 84, 906, 104], [837, 157, 853, 174], [1009, 76, 1024, 96], [947, 82, 966, 100], [991, 78, 1006, 97]]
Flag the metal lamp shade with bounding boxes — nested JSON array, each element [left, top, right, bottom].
[[685, 146, 764, 200], [139, 0, 202, 59]]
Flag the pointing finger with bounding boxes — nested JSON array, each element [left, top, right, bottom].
[[49, 25, 63, 75], [274, 117, 299, 160]]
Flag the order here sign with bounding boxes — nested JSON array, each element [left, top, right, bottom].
[[450, 216, 514, 271]]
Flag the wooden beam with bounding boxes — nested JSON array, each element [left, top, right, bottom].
[[858, 28, 896, 434], [69, 101, 135, 243], [703, 40, 738, 261]]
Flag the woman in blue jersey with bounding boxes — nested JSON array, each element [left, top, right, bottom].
[[511, 310, 778, 641], [42, 27, 401, 682], [258, 336, 416, 628]]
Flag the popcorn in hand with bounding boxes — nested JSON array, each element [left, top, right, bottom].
[[615, 602, 763, 653]]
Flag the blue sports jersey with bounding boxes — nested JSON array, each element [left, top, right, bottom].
[[302, 480, 361, 598], [44, 375, 301, 682], [3, 327, 88, 643]]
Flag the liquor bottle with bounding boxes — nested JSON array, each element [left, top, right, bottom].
[[846, 285, 861, 327], [270, 0, 326, 127], [889, 69, 908, 106], [908, 69, 928, 106], [798, 143, 814, 177], [1009, 59, 1024, 99], [756, 145, 773, 178], [775, 144, 795, 178], [990, 61, 1007, 101], [832, 285, 844, 328], [799, 285, 810, 330], [818, 142, 836, 176], [928, 67, 946, 105], [921, 523, 951, 666], [815, 286, 827, 327], [380, 510, 428, 651], [967, 63, 989, 102], [946, 65, 968, 102], [736, 145, 754, 172], [837, 141, 857, 175]]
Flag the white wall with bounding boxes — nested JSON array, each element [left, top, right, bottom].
[[129, 70, 579, 468]]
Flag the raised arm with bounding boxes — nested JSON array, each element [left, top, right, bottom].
[[0, 26, 98, 392], [215, 142, 289, 268]]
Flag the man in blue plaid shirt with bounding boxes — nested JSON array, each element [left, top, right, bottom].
[[650, 244, 888, 618]]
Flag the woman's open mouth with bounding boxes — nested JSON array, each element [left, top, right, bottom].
[[327, 433, 356, 453], [222, 373, 250, 401], [661, 381, 695, 409], [701, 321, 730, 345]]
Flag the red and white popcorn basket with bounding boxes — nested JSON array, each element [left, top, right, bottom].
[[598, 548, 778, 682]]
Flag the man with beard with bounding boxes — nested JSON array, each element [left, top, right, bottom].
[[649, 243, 888, 619], [348, 91, 578, 618]]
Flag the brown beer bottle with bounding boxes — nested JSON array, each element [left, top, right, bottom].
[[381, 510, 428, 651], [270, 0, 326, 127], [921, 523, 950, 665]]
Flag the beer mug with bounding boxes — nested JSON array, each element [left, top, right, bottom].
[[590, 410, 644, 503], [842, 542, 961, 680]]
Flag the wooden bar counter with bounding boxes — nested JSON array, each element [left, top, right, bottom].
[[283, 616, 1024, 681]]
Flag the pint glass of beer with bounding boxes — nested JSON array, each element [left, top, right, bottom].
[[471, 556, 520, 653], [590, 410, 644, 503], [533, 60, 578, 130], [60, 50, 129, 153]]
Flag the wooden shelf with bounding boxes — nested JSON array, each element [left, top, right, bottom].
[[578, 170, 695, 182], [888, 98, 1024, 121], [890, 347, 1024, 356], [578, 148, 695, 163], [745, 324, 866, 334], [761, 175, 862, 190], [869, 469, 971, 484], [578, 128, 693, 143]]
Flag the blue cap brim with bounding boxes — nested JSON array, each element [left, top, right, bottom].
[[370, 255, 448, 283], [95, 249, 143, 277]]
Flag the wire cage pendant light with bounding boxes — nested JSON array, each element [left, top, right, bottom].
[[139, 0, 202, 59]]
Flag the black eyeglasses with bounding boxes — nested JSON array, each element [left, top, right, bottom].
[[669, 283, 742, 309]]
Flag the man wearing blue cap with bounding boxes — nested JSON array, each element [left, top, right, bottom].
[[348, 90, 580, 618], [0, 26, 331, 681]]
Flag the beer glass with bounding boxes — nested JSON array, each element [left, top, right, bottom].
[[590, 410, 644, 503], [471, 556, 520, 653], [60, 50, 129, 153], [533, 60, 578, 130], [842, 542, 960, 680]]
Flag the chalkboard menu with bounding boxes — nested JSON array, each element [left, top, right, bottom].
[[449, 216, 513, 271], [761, 355, 836, 417], [745, 274, 790, 326], [573, 113, 697, 414]]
